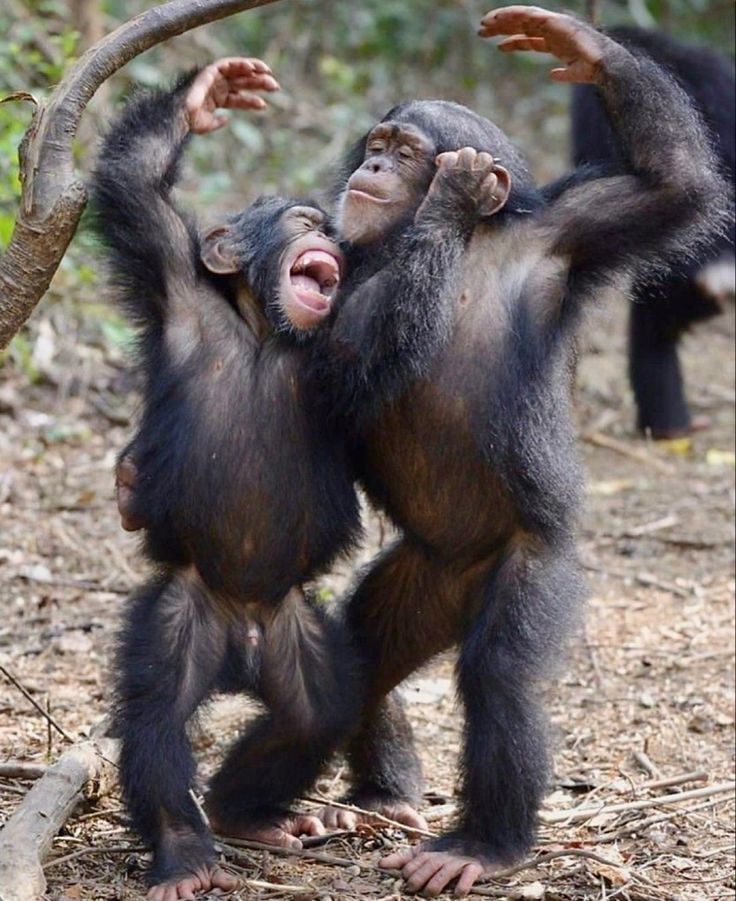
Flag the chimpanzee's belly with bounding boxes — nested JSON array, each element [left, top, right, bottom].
[[361, 378, 514, 561]]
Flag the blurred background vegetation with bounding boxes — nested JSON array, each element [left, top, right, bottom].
[[0, 0, 734, 377]]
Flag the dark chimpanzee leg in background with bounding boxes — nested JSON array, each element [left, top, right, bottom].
[[205, 589, 361, 842], [629, 275, 723, 438], [115, 569, 230, 887]]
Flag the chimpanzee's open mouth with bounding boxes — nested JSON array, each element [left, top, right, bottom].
[[289, 249, 342, 313]]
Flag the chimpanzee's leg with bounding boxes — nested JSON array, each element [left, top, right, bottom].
[[628, 274, 718, 439], [116, 568, 233, 900], [381, 538, 585, 897], [322, 539, 472, 831], [205, 588, 361, 846]]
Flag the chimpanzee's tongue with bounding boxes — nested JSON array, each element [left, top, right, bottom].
[[291, 274, 329, 310], [291, 274, 321, 295]]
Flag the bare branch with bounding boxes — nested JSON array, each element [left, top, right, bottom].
[[0, 0, 283, 350]]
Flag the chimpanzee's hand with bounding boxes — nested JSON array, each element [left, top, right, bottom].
[[479, 6, 615, 84], [416, 147, 510, 224], [186, 57, 280, 134]]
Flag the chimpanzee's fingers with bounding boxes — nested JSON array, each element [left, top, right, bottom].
[[497, 34, 549, 53], [228, 73, 280, 92], [456, 146, 479, 168], [225, 92, 268, 110], [475, 151, 494, 171], [213, 56, 273, 76], [435, 150, 460, 168], [479, 6, 558, 37]]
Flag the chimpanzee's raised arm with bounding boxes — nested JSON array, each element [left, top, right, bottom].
[[481, 8, 732, 301], [92, 75, 197, 329], [91, 59, 278, 330]]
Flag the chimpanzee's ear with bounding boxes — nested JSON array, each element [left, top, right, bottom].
[[201, 224, 240, 274], [480, 164, 512, 217]]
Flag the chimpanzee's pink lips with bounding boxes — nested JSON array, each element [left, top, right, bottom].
[[347, 188, 391, 204], [289, 248, 342, 314]]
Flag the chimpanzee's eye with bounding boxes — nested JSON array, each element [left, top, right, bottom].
[[397, 147, 414, 162]]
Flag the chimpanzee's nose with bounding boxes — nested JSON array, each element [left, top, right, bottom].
[[365, 158, 391, 174]]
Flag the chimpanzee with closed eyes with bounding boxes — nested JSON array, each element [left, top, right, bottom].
[[94, 58, 504, 901], [572, 26, 735, 438], [308, 7, 730, 896]]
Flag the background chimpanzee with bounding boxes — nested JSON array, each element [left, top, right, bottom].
[[94, 58, 503, 901], [572, 27, 735, 438], [303, 7, 730, 896]]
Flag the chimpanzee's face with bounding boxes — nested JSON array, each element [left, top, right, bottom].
[[200, 199, 343, 337], [336, 122, 436, 245], [275, 205, 343, 331]]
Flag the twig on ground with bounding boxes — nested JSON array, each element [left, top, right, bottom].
[[218, 837, 363, 869], [583, 431, 676, 476], [632, 751, 661, 778], [0, 733, 119, 901], [44, 844, 146, 870], [487, 847, 657, 889], [592, 796, 735, 844], [540, 781, 736, 825], [0, 663, 76, 743], [636, 769, 708, 792]]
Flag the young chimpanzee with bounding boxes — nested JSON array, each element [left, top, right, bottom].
[[93, 59, 358, 900], [305, 7, 730, 896], [94, 59, 503, 901], [572, 26, 735, 438]]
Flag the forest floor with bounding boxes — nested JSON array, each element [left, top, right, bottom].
[[0, 296, 734, 901]]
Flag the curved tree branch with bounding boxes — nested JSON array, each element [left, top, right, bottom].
[[0, 0, 283, 350]]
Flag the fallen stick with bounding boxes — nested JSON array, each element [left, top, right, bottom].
[[540, 781, 735, 825], [636, 769, 707, 792], [0, 734, 118, 901], [0, 664, 76, 743], [583, 431, 676, 476], [592, 797, 733, 844]]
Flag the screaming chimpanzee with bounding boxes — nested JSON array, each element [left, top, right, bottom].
[[94, 59, 505, 901], [305, 7, 730, 896], [572, 27, 735, 438], [92, 60, 359, 900]]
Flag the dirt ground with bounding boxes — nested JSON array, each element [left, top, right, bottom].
[[0, 295, 734, 900]]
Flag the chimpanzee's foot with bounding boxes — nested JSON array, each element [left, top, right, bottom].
[[381, 837, 506, 898], [147, 826, 237, 901], [647, 414, 711, 440], [147, 865, 237, 901], [210, 812, 325, 849], [319, 793, 428, 831]]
